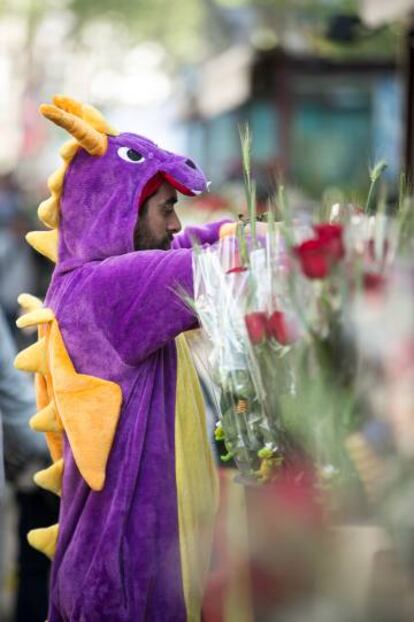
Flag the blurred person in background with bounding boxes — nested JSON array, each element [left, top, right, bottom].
[[0, 175, 37, 344], [0, 174, 58, 621], [0, 303, 57, 622]]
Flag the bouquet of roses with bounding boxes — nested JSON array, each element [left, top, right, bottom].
[[192, 128, 414, 494], [190, 130, 414, 618], [192, 230, 288, 482]]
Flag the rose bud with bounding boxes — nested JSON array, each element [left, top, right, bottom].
[[267, 311, 299, 346], [245, 312, 268, 345], [294, 239, 330, 279], [313, 223, 345, 262]]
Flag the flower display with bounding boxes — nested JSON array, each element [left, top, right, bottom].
[[191, 152, 414, 500], [190, 137, 414, 618]]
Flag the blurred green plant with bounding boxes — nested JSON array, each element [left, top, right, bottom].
[[0, 0, 399, 63]]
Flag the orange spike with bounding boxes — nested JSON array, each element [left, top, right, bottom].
[[26, 230, 58, 263], [16, 308, 54, 329], [34, 458, 64, 495], [38, 197, 59, 229], [49, 320, 122, 491], [30, 401, 61, 433], [59, 139, 79, 161], [27, 524, 59, 559], [18, 293, 43, 312], [47, 167, 66, 195], [14, 338, 47, 374]]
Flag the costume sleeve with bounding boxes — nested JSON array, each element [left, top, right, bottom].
[[172, 219, 232, 249], [91, 248, 198, 365]]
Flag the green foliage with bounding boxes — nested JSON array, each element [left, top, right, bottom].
[[0, 0, 399, 65], [239, 124, 257, 245], [216, 0, 356, 14], [365, 161, 388, 214], [68, 0, 207, 62], [0, 0, 208, 64]]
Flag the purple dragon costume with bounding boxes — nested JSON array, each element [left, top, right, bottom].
[[14, 96, 227, 621]]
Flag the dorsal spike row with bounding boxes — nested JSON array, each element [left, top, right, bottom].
[[34, 458, 64, 496], [38, 139, 80, 229], [26, 230, 58, 263], [16, 307, 55, 329], [36, 95, 118, 243], [14, 337, 47, 375], [27, 524, 59, 559], [30, 400, 62, 433]]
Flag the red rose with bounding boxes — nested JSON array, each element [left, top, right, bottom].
[[267, 311, 298, 346], [313, 223, 345, 261], [245, 312, 268, 345], [294, 223, 344, 279], [294, 239, 330, 279]]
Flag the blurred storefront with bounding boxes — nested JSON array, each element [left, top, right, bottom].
[[181, 45, 401, 199]]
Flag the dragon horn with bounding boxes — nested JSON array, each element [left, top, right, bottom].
[[52, 94, 83, 117], [39, 104, 107, 156], [52, 95, 118, 136]]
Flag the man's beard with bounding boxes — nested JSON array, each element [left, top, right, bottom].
[[133, 221, 172, 251]]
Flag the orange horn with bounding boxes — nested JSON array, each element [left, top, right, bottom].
[[39, 104, 107, 156]]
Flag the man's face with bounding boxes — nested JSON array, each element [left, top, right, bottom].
[[133, 181, 182, 251]]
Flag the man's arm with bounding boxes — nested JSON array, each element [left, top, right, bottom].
[[172, 220, 232, 249], [90, 247, 198, 365]]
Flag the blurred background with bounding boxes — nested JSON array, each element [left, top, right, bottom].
[[0, 0, 412, 219], [0, 0, 414, 621]]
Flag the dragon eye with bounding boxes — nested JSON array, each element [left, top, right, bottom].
[[185, 159, 196, 169], [117, 147, 145, 163]]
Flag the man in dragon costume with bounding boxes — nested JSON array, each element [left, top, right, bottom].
[[14, 95, 233, 621]]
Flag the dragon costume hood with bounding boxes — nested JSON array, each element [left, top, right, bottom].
[[58, 134, 208, 269], [30, 96, 208, 270]]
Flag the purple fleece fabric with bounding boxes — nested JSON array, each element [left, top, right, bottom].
[[44, 133, 228, 621]]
